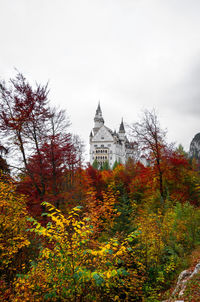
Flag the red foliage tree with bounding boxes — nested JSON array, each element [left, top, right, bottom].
[[130, 110, 168, 202], [0, 73, 81, 216]]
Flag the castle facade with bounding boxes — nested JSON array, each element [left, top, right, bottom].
[[89, 104, 135, 168]]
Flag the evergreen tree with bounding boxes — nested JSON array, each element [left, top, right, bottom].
[[176, 144, 188, 158], [101, 160, 110, 171], [112, 160, 120, 170], [92, 159, 99, 170]]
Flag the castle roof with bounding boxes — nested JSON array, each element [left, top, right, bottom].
[[119, 118, 125, 133]]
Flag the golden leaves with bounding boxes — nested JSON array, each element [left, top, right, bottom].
[[0, 177, 30, 268]]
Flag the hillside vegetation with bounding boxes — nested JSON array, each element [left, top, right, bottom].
[[0, 74, 200, 301]]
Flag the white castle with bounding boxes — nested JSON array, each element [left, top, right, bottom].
[[89, 103, 136, 168]]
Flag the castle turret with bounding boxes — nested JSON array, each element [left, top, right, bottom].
[[89, 131, 93, 142], [118, 118, 125, 140], [93, 102, 104, 135]]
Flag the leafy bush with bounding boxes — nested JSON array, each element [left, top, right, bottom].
[[12, 202, 145, 301]]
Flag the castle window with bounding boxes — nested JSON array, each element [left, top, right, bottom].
[[94, 145, 97, 147], [101, 137, 104, 139], [101, 144, 104, 147]]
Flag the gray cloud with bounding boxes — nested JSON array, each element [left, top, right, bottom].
[[0, 0, 200, 157], [167, 56, 200, 116]]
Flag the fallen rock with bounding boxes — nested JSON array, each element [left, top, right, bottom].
[[162, 260, 200, 302]]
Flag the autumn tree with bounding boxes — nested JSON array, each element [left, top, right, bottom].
[[0, 177, 30, 285], [0, 73, 49, 195], [130, 110, 167, 202], [0, 73, 80, 213]]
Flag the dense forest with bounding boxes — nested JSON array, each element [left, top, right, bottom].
[[0, 74, 200, 301]]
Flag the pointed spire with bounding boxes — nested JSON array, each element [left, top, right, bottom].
[[94, 102, 104, 121], [93, 102, 104, 134], [96, 100, 102, 115], [119, 118, 125, 133]]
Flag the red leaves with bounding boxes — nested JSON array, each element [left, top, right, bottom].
[[0, 73, 49, 133], [0, 73, 82, 217]]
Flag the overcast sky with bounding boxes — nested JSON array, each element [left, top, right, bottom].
[[0, 0, 200, 161]]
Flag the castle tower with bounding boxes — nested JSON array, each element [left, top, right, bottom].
[[89, 104, 136, 167], [118, 118, 125, 141], [89, 131, 93, 142], [93, 102, 104, 135]]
